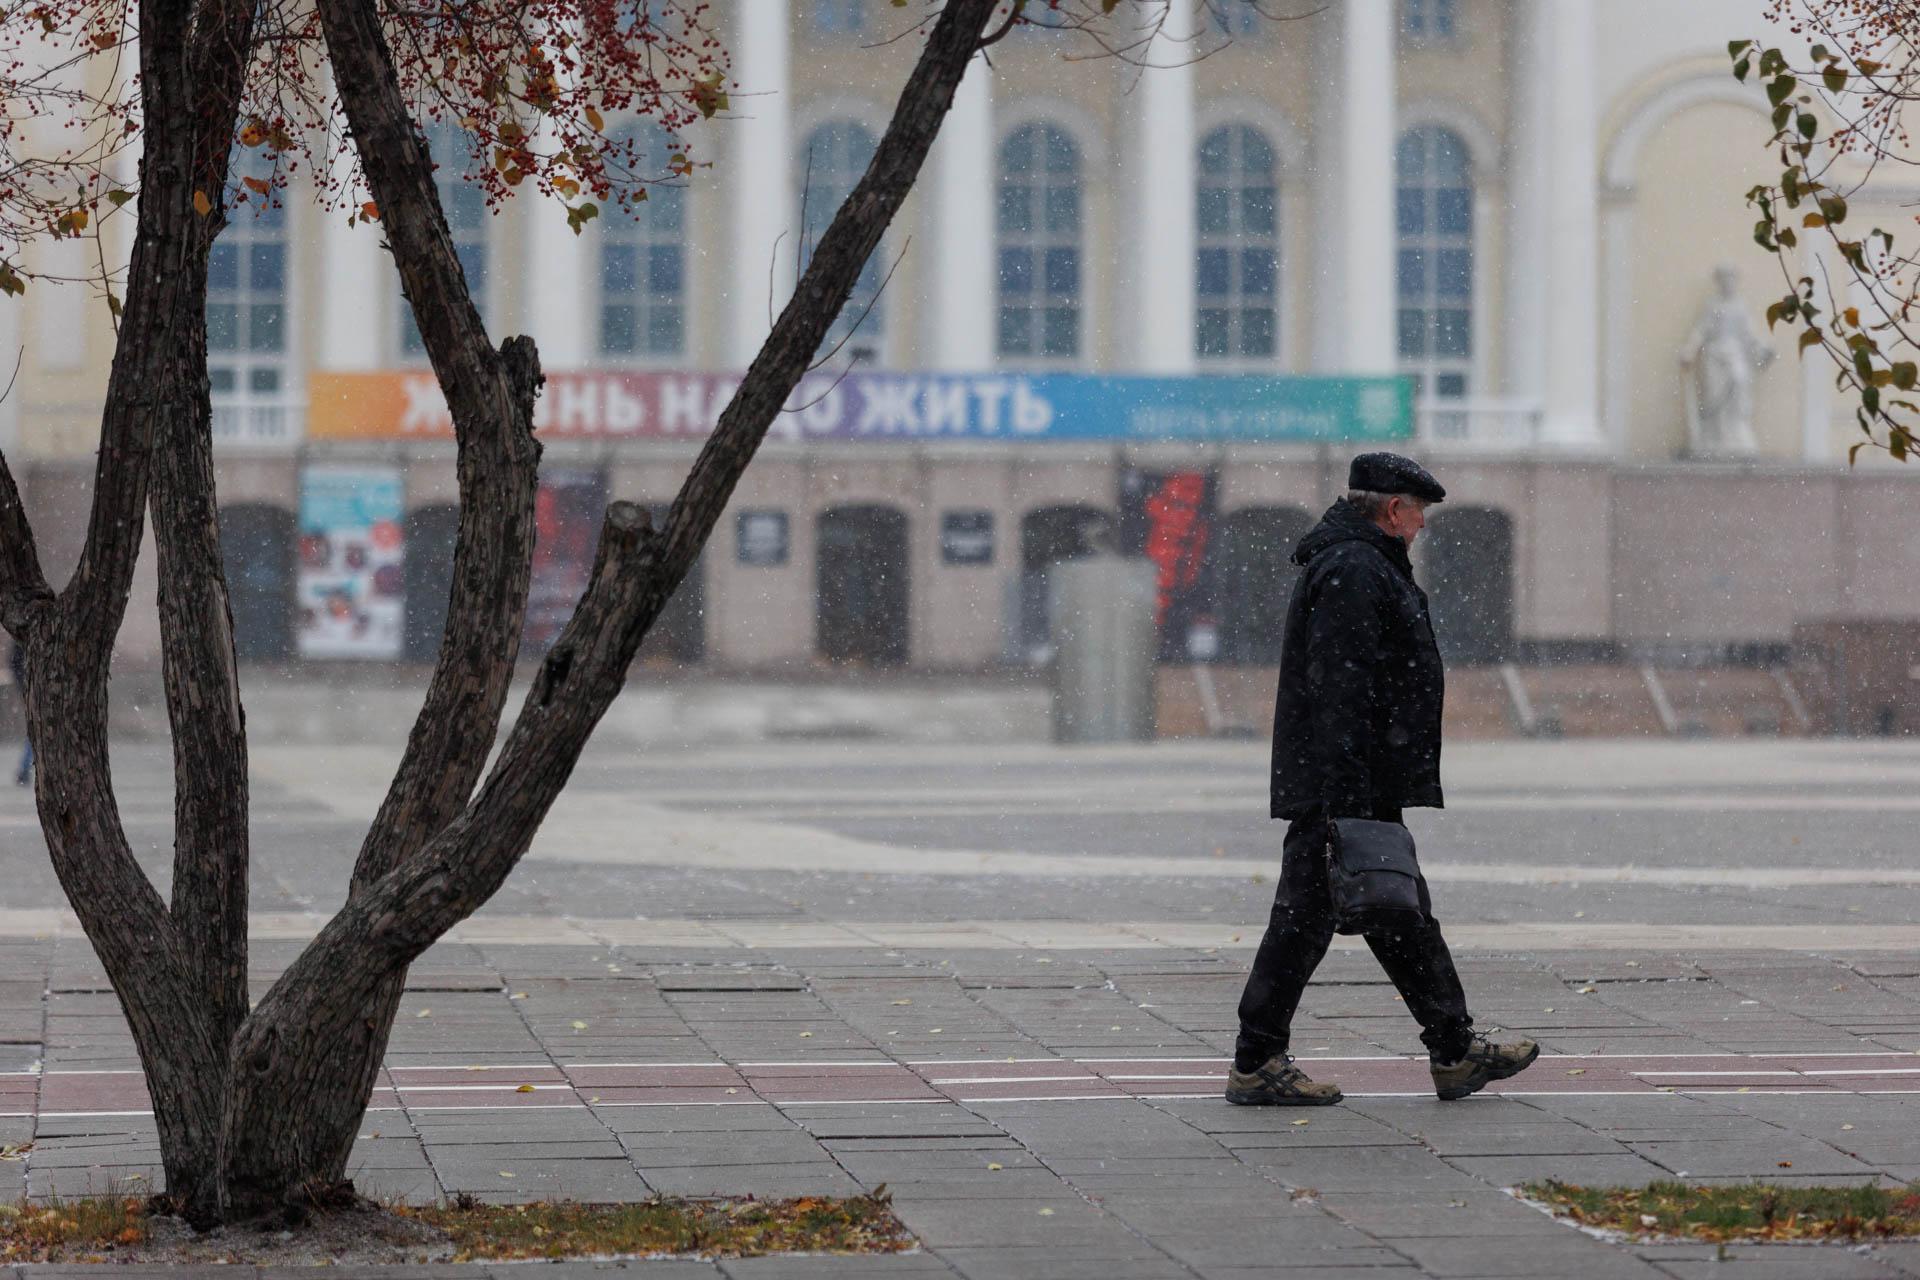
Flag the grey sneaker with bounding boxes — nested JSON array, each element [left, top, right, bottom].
[[1225, 1055, 1343, 1107], [1430, 1031, 1539, 1101]]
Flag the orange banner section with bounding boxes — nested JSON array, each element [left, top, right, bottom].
[[306, 370, 738, 442]]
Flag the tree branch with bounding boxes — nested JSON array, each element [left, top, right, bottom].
[[0, 445, 49, 636], [152, 0, 265, 1056], [316, 0, 544, 900], [222, 0, 1002, 1204]]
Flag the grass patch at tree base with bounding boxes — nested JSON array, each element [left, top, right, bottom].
[[1521, 1179, 1920, 1244], [0, 1189, 914, 1265]]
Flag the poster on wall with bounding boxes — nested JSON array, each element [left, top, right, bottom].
[[524, 468, 609, 654], [296, 465, 406, 659], [1119, 469, 1220, 662]]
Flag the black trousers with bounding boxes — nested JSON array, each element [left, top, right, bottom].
[[1234, 809, 1473, 1068]]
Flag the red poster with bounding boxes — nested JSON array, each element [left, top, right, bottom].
[[523, 469, 608, 654]]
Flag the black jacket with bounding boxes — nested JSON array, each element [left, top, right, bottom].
[[1270, 499, 1445, 820]]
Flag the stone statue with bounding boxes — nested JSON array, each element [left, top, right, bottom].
[[1679, 264, 1775, 458]]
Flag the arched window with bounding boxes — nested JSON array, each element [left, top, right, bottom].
[[601, 125, 686, 358], [998, 122, 1082, 363], [210, 150, 290, 444], [400, 121, 487, 358], [1395, 126, 1473, 400], [800, 120, 883, 363], [1196, 124, 1278, 363]]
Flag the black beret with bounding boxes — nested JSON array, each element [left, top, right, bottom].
[[1348, 452, 1445, 503]]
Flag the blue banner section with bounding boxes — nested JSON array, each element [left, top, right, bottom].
[[767, 373, 1415, 444]]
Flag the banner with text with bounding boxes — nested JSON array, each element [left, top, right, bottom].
[[307, 371, 1412, 444]]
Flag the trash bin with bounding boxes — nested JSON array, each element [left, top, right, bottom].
[[1049, 555, 1158, 743]]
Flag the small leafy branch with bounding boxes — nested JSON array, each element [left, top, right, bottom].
[[1732, 1, 1920, 464]]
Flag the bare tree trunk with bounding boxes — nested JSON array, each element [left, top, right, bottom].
[[0, 0, 261, 1226], [217, 0, 1001, 1216], [216, 0, 547, 1215]]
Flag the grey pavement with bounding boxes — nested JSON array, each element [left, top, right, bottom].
[[4, 731, 1920, 1275]]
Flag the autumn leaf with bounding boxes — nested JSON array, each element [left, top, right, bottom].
[[239, 121, 268, 147], [691, 71, 728, 119], [193, 190, 212, 216], [585, 105, 604, 133], [242, 176, 271, 195]]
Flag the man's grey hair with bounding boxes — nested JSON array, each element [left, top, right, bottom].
[[1346, 489, 1427, 520]]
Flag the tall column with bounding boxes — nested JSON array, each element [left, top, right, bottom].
[[922, 56, 995, 371], [1505, 0, 1602, 448], [318, 117, 385, 370], [1119, 10, 1197, 373], [729, 0, 793, 368], [1800, 237, 1841, 462], [1310, 0, 1395, 375], [527, 28, 592, 367]]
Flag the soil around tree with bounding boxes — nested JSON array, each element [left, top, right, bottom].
[[1521, 1179, 1920, 1244], [0, 1190, 915, 1265]]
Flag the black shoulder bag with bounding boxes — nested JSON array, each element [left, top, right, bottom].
[[1325, 817, 1427, 935]]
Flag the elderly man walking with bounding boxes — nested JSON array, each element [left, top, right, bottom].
[[1226, 452, 1537, 1107]]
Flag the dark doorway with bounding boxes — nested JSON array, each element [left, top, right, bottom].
[[816, 505, 910, 665], [1018, 504, 1114, 660], [1217, 505, 1313, 664], [1424, 506, 1515, 665], [403, 503, 460, 663], [219, 503, 295, 662], [644, 503, 706, 663]]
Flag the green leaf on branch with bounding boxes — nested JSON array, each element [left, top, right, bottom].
[[105, 189, 132, 208], [1729, 39, 1753, 59], [1823, 64, 1846, 94], [1799, 328, 1823, 356], [1778, 227, 1797, 248], [0, 264, 24, 297], [1818, 193, 1848, 225], [1893, 361, 1917, 390], [1863, 384, 1881, 416], [1798, 112, 1818, 140], [1761, 47, 1788, 76], [1734, 57, 1751, 82], [1767, 74, 1797, 106]]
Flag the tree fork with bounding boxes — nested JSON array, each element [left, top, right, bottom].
[[216, 0, 1000, 1216]]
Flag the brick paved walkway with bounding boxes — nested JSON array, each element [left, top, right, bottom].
[[5, 933, 1920, 1277]]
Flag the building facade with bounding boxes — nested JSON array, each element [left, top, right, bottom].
[[8, 0, 1919, 672]]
